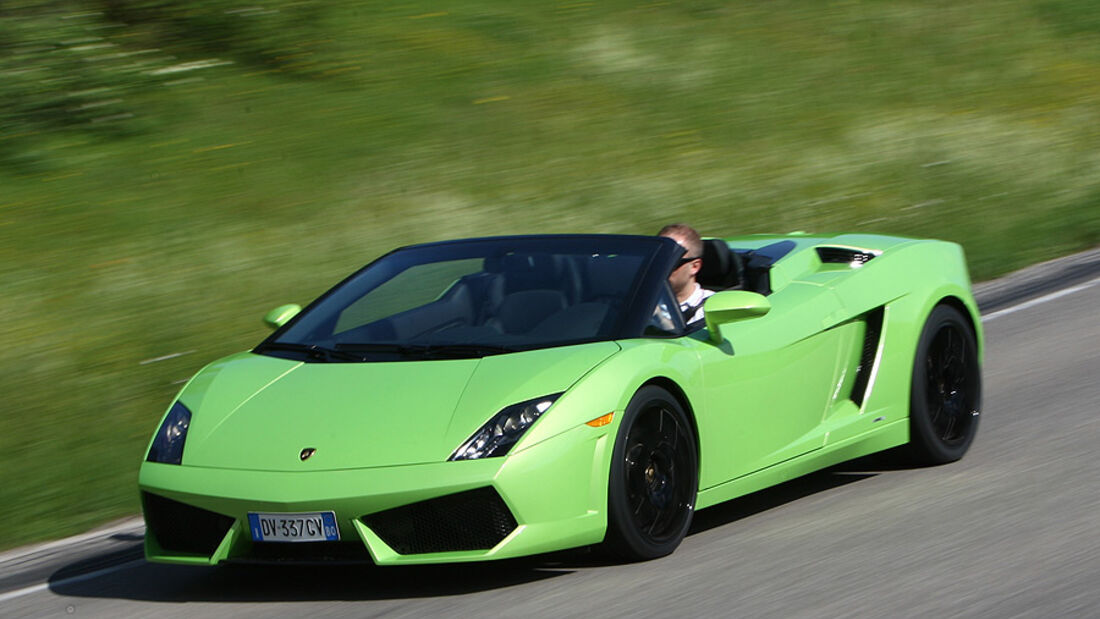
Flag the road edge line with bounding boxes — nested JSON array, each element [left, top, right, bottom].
[[980, 275, 1100, 323], [0, 559, 145, 604], [0, 519, 144, 565]]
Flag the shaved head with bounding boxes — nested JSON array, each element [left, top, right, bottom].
[[658, 223, 703, 259]]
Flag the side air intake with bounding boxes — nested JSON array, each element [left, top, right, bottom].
[[850, 307, 885, 407]]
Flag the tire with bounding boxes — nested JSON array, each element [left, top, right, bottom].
[[907, 304, 981, 465], [603, 385, 698, 561]]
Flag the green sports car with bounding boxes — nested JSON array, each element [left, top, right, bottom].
[[139, 233, 982, 565]]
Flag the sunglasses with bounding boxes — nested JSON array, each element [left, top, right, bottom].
[[674, 256, 701, 268]]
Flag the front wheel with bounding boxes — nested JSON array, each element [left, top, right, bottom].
[[907, 304, 981, 464], [603, 386, 698, 561]]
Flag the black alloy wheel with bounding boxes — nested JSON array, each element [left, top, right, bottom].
[[604, 385, 698, 561], [908, 304, 981, 464]]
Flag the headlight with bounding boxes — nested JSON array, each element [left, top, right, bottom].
[[449, 393, 562, 461], [146, 401, 192, 465]]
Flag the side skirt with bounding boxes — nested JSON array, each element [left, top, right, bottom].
[[695, 419, 908, 510]]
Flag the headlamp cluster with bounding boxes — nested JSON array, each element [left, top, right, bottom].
[[449, 394, 562, 461], [147, 401, 192, 465]]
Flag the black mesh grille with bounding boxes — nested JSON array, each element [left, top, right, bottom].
[[362, 487, 517, 555], [142, 492, 235, 556], [850, 307, 884, 406], [817, 247, 877, 265]]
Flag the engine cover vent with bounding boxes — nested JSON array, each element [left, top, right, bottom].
[[816, 247, 879, 267]]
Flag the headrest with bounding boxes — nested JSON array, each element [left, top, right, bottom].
[[585, 254, 643, 296], [483, 252, 556, 275], [496, 290, 567, 333], [483, 252, 566, 297], [697, 239, 744, 290]]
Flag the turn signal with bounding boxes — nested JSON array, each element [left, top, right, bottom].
[[586, 412, 614, 427]]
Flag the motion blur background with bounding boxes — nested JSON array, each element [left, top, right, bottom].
[[1, 0, 1098, 550]]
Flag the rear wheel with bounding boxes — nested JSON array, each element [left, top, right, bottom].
[[907, 304, 981, 464], [604, 386, 697, 561]]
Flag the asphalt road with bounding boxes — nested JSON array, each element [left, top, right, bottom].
[[3, 252, 1098, 618]]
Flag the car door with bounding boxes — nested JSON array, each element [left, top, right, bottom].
[[691, 282, 855, 488]]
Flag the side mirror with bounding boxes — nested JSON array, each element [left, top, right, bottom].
[[704, 291, 770, 342], [263, 304, 301, 329]]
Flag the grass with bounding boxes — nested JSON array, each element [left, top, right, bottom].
[[1, 0, 1098, 550]]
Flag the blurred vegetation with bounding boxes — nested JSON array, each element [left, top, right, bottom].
[[0, 0, 332, 167], [1, 0, 1098, 549]]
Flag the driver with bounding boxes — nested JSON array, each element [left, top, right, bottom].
[[658, 224, 714, 324]]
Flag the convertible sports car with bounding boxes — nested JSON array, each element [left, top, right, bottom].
[[139, 232, 982, 565]]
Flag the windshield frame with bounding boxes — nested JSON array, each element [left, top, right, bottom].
[[254, 234, 684, 361]]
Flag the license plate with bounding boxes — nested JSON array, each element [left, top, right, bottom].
[[247, 511, 340, 542]]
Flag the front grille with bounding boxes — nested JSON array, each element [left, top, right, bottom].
[[142, 492, 234, 556], [236, 541, 374, 564], [817, 247, 877, 266], [362, 487, 517, 555]]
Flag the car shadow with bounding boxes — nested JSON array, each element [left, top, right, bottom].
[[48, 465, 888, 602], [688, 467, 878, 536], [48, 553, 574, 602]]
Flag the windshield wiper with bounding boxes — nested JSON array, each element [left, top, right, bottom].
[[417, 343, 519, 358], [335, 342, 519, 359], [256, 342, 366, 362], [333, 343, 427, 355]]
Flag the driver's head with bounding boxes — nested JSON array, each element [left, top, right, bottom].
[[658, 224, 703, 300]]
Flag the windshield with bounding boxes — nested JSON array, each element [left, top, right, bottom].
[[257, 236, 669, 361]]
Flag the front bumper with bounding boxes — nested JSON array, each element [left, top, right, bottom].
[[139, 424, 613, 565]]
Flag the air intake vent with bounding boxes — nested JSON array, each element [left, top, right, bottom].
[[817, 247, 878, 266], [362, 487, 517, 555], [850, 307, 885, 406], [142, 492, 235, 556]]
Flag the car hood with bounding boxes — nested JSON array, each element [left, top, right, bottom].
[[178, 342, 620, 471]]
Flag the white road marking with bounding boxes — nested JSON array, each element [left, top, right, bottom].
[[0, 559, 144, 603], [0, 519, 143, 564], [981, 275, 1100, 323], [138, 350, 196, 365]]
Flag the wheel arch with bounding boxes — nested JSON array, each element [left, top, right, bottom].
[[904, 300, 983, 464], [926, 293, 984, 360], [638, 376, 702, 471]]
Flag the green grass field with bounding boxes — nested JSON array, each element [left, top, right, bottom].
[[1, 0, 1098, 550]]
